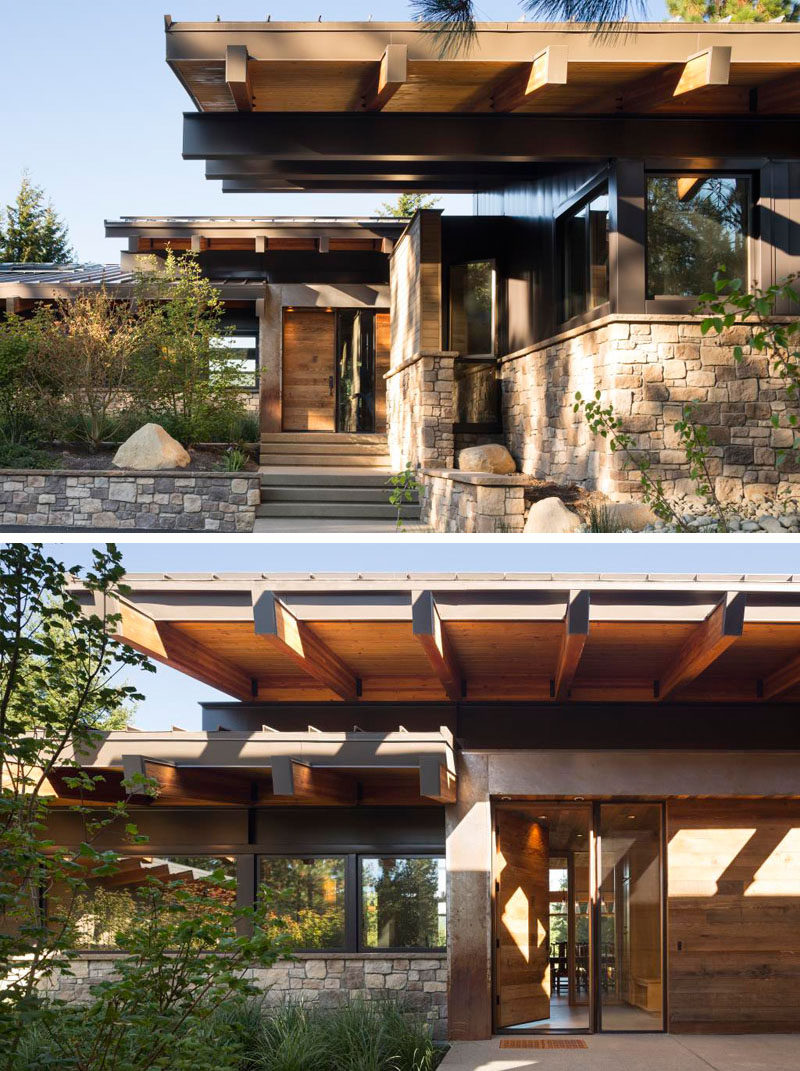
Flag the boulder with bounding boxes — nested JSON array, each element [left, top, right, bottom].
[[457, 443, 517, 475], [112, 423, 191, 471], [524, 496, 582, 534], [606, 501, 658, 532]]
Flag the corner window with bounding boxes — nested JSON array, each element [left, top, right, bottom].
[[559, 186, 609, 323], [259, 856, 346, 950], [360, 857, 446, 950], [449, 260, 495, 357], [646, 174, 750, 299], [210, 331, 259, 390], [49, 854, 237, 951], [258, 853, 446, 953]]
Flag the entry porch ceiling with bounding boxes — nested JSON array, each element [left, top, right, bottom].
[[69, 573, 800, 705]]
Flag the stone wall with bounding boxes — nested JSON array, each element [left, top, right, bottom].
[[500, 314, 800, 502], [0, 470, 260, 531], [419, 469, 529, 533], [386, 352, 457, 471], [37, 953, 448, 1039]]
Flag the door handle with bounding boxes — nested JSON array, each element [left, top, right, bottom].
[[328, 375, 335, 396]]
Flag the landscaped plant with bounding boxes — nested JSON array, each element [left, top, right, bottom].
[[574, 392, 730, 531], [0, 310, 55, 446], [387, 465, 423, 530], [220, 444, 249, 472], [697, 269, 800, 465], [588, 503, 624, 534]]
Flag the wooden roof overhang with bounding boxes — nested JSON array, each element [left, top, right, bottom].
[[165, 20, 800, 192], [67, 572, 800, 707], [46, 728, 456, 809]]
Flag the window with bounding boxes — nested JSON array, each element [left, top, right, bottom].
[[49, 854, 237, 951], [210, 329, 259, 390], [646, 174, 750, 300], [258, 853, 446, 952], [259, 856, 346, 950], [559, 187, 609, 323], [449, 260, 495, 356], [360, 857, 446, 950]]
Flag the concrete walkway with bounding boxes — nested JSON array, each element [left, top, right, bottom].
[[438, 1035, 800, 1071]]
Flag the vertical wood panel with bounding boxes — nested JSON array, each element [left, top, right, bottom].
[[375, 311, 391, 432], [281, 309, 336, 431], [668, 799, 800, 1033]]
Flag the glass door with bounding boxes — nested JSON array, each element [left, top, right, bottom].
[[336, 310, 376, 433], [597, 804, 664, 1031]]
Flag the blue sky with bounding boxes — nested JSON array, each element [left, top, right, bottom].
[[3, 0, 667, 263], [34, 539, 800, 730]]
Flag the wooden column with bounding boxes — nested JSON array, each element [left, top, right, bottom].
[[446, 752, 493, 1040], [257, 284, 282, 434], [609, 158, 646, 315]]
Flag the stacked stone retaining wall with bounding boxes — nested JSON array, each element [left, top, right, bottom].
[[0, 471, 260, 531], [386, 352, 457, 471], [419, 469, 529, 533]]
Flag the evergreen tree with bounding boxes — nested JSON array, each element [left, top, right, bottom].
[[666, 0, 798, 20], [0, 172, 73, 263], [377, 192, 441, 218]]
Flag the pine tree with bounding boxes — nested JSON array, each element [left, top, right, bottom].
[[377, 192, 441, 218], [667, 0, 798, 19], [0, 173, 73, 263]]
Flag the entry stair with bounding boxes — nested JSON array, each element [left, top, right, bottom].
[[258, 432, 421, 523]]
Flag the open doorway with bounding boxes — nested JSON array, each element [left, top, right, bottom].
[[493, 801, 664, 1034]]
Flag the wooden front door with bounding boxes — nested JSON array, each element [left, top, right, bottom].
[[374, 312, 390, 433], [282, 309, 336, 431], [495, 810, 551, 1028]]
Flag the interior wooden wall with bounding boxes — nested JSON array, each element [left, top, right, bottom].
[[667, 799, 800, 1033]]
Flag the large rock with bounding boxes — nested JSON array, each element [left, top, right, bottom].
[[524, 496, 582, 534], [606, 501, 658, 532], [457, 443, 517, 475], [112, 424, 191, 471]]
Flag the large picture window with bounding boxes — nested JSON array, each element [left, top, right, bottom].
[[646, 174, 750, 300], [449, 260, 495, 357], [49, 854, 237, 951], [259, 853, 446, 952], [559, 186, 609, 323]]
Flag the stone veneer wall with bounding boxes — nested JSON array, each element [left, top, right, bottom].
[[386, 352, 457, 470], [37, 953, 448, 1039], [500, 314, 800, 501], [0, 471, 260, 531], [419, 469, 528, 533]]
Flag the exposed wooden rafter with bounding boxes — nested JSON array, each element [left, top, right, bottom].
[[121, 755, 252, 805], [225, 44, 253, 111], [99, 593, 254, 702], [270, 755, 359, 804], [412, 590, 464, 701], [757, 69, 800, 114], [760, 651, 800, 700], [615, 46, 738, 114], [357, 44, 407, 111], [491, 46, 569, 112], [419, 753, 457, 804], [552, 590, 590, 700], [252, 587, 360, 700], [656, 591, 746, 701]]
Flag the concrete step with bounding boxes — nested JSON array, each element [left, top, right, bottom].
[[256, 502, 419, 520], [259, 453, 391, 468], [261, 432, 388, 445], [263, 486, 399, 504], [259, 471, 393, 488], [260, 441, 390, 456]]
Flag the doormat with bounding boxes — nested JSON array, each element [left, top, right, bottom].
[[499, 1039, 589, 1049]]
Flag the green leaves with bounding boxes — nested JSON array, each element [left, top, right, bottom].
[[387, 465, 423, 531]]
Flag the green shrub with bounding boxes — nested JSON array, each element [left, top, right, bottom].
[[0, 442, 56, 469], [588, 504, 624, 534]]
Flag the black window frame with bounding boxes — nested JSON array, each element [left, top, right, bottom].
[[447, 258, 497, 359], [257, 851, 447, 955], [643, 169, 755, 311], [555, 180, 610, 330]]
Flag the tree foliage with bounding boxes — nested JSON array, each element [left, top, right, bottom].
[[377, 193, 441, 218], [0, 174, 73, 264], [666, 0, 798, 21]]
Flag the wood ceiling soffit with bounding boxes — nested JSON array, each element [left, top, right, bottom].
[[251, 587, 360, 701], [352, 44, 408, 111], [412, 590, 464, 701], [488, 46, 569, 113], [95, 592, 254, 702], [760, 650, 800, 700], [225, 45, 253, 111], [270, 755, 358, 805], [757, 68, 800, 114], [656, 591, 746, 701], [552, 590, 590, 701]]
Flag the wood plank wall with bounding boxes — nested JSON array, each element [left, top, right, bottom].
[[667, 799, 800, 1033]]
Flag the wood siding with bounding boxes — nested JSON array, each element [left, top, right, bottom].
[[667, 799, 800, 1033], [281, 308, 336, 431], [375, 311, 390, 432]]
